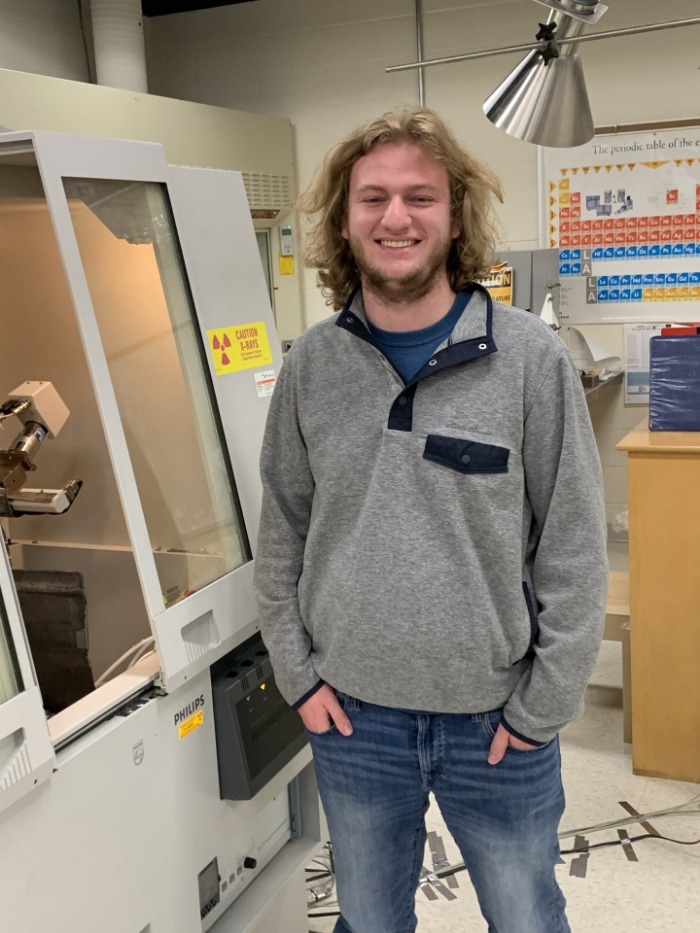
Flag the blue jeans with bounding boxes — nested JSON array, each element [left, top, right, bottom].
[[306, 693, 569, 933]]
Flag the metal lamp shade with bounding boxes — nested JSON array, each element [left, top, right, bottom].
[[483, 44, 593, 148]]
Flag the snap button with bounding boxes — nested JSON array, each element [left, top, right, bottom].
[[460, 454, 471, 464], [428, 359, 437, 366], [398, 397, 408, 406], [478, 343, 487, 350], [345, 315, 354, 323]]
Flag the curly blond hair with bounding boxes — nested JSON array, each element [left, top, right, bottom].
[[297, 108, 504, 310]]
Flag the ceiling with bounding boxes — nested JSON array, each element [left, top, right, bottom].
[[141, 1, 257, 16]]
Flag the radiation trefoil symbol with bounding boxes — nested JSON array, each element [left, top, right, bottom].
[[212, 332, 232, 366]]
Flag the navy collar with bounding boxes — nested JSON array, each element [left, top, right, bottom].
[[335, 283, 497, 433], [336, 282, 497, 383]]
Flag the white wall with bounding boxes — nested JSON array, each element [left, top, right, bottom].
[[145, 0, 700, 329], [0, 0, 89, 82], [144, 0, 700, 532]]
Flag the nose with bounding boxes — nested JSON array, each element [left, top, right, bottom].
[[382, 195, 411, 231]]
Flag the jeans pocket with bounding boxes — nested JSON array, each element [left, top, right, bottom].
[[508, 737, 555, 754], [306, 724, 338, 737], [480, 709, 503, 739], [306, 691, 360, 737], [335, 691, 361, 713]]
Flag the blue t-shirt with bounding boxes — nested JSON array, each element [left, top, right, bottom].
[[366, 291, 470, 383]]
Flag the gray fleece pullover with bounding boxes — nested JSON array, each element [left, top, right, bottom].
[[254, 285, 608, 744]]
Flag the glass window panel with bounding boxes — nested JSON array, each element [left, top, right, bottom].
[[0, 590, 21, 703], [0, 148, 46, 705], [63, 178, 250, 607], [0, 147, 156, 712], [0, 149, 175, 713], [255, 230, 273, 309]]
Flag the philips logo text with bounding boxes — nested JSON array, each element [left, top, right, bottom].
[[174, 694, 205, 726]]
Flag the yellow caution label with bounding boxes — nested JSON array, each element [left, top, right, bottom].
[[279, 255, 295, 275], [207, 321, 273, 374], [178, 710, 204, 739]]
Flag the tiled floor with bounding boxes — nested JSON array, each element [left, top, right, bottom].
[[307, 641, 700, 931]]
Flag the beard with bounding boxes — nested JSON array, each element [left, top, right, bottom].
[[348, 232, 454, 305]]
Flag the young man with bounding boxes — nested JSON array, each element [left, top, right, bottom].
[[254, 108, 608, 932]]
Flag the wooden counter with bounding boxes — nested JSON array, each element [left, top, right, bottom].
[[617, 419, 700, 783]]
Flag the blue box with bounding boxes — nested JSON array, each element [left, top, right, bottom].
[[649, 336, 700, 430]]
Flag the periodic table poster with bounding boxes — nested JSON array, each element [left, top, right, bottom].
[[542, 128, 700, 324]]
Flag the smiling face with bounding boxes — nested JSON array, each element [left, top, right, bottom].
[[342, 141, 460, 309]]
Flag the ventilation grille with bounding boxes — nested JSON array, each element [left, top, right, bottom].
[[181, 610, 218, 664], [0, 741, 31, 793], [242, 172, 292, 215], [183, 639, 209, 664]]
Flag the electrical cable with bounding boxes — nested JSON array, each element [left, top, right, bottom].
[[94, 636, 155, 687], [306, 853, 335, 908], [307, 784, 699, 917], [427, 826, 700, 882], [561, 792, 700, 839], [127, 638, 156, 669], [435, 792, 700, 881], [75, 0, 96, 84], [309, 820, 700, 917], [560, 831, 700, 855]]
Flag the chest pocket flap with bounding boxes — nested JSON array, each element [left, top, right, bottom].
[[423, 434, 510, 474]]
